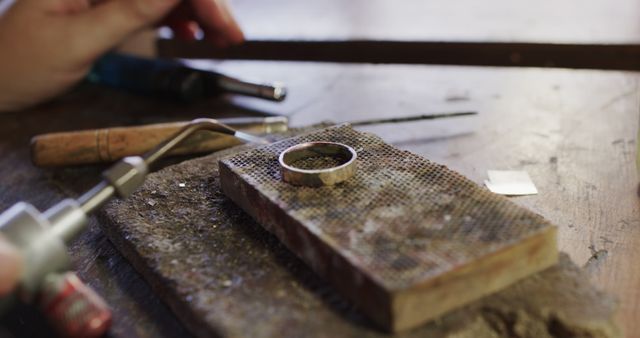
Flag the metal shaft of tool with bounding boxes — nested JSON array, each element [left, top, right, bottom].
[[77, 181, 116, 215], [215, 75, 287, 102], [142, 118, 238, 166], [349, 111, 477, 127], [76, 118, 255, 216]]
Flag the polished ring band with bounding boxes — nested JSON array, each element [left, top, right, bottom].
[[279, 142, 357, 187]]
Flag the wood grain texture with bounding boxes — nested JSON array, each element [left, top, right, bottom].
[[30, 117, 287, 166], [30, 121, 242, 166]]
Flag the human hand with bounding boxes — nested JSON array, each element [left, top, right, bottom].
[[0, 0, 244, 112], [0, 234, 22, 296], [163, 0, 243, 46]]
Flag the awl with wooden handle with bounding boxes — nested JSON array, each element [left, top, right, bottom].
[[31, 117, 288, 167]]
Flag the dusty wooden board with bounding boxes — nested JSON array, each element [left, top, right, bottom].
[[100, 130, 619, 338], [219, 124, 557, 331]]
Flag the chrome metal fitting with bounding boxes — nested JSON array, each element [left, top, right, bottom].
[[102, 156, 148, 198]]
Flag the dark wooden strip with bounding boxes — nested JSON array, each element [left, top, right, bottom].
[[157, 39, 640, 71]]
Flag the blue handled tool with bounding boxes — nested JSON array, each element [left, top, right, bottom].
[[88, 53, 287, 102]]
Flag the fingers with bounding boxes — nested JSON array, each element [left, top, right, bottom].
[[71, 0, 243, 55], [170, 21, 199, 40], [163, 2, 198, 40], [69, 0, 181, 56], [44, 0, 92, 15], [188, 0, 244, 46], [0, 235, 22, 296]]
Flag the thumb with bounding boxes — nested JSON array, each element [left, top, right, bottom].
[[70, 0, 180, 56], [0, 235, 22, 296]]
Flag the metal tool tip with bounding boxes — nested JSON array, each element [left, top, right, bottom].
[[235, 131, 269, 145], [272, 84, 287, 102]]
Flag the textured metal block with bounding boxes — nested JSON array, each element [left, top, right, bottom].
[[219, 124, 557, 332]]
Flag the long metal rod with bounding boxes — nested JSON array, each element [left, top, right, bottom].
[[77, 181, 116, 214], [142, 118, 238, 166], [215, 75, 287, 102], [158, 39, 640, 71], [349, 111, 477, 127]]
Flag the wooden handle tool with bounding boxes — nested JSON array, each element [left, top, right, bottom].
[[31, 117, 288, 167]]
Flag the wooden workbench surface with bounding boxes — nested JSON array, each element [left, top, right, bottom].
[[1, 1, 640, 336], [214, 61, 640, 336]]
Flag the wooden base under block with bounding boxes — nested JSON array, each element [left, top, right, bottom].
[[219, 124, 558, 332]]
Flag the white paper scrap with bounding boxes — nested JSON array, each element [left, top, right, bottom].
[[484, 170, 538, 196]]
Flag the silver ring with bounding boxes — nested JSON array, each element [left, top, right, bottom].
[[279, 142, 357, 187]]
